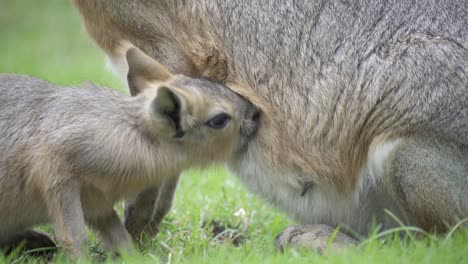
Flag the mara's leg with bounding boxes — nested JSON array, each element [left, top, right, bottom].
[[46, 180, 88, 257], [87, 209, 133, 254], [123, 187, 160, 240], [124, 174, 180, 240], [387, 137, 468, 232]]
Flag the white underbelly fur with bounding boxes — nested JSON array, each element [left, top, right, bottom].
[[228, 139, 409, 235]]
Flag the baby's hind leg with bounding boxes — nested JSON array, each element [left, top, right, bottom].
[[0, 185, 55, 255]]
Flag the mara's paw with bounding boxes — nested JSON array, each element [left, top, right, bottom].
[[275, 224, 358, 254], [124, 213, 161, 242]]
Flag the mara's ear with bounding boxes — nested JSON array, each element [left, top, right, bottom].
[[126, 47, 173, 96], [151, 86, 186, 138]]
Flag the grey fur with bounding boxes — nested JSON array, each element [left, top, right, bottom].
[[72, 0, 468, 252], [0, 73, 259, 255]]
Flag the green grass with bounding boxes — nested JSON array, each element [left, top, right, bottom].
[[0, 1, 467, 263]]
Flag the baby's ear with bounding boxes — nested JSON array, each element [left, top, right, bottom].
[[126, 47, 173, 96], [151, 86, 190, 138]]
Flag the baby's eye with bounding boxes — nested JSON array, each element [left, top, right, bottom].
[[205, 113, 232, 129]]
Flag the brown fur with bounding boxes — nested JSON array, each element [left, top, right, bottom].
[[72, 0, 468, 251], [71, 0, 366, 194]]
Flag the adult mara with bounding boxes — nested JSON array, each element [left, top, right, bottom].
[[73, 0, 468, 251]]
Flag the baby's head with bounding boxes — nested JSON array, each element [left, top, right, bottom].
[[126, 47, 260, 164]]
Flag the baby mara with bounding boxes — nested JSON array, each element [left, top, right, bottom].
[[0, 48, 259, 256]]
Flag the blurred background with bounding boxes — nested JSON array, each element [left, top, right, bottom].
[[0, 0, 123, 89]]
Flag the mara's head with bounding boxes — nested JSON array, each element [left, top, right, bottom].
[[126, 47, 260, 164]]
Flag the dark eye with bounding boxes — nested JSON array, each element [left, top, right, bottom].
[[205, 113, 232, 129]]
